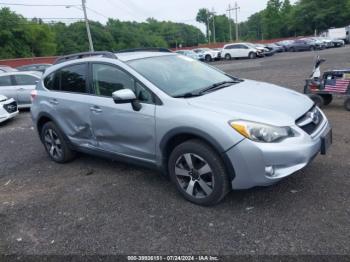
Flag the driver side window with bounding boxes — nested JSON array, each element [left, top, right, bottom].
[[92, 63, 153, 103]]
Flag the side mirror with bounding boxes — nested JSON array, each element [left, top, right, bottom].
[[112, 89, 142, 111], [112, 89, 136, 104]]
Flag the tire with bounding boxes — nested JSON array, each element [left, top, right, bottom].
[[168, 139, 230, 206], [225, 54, 231, 60], [290, 47, 295, 52], [310, 46, 315, 51], [320, 94, 333, 106], [344, 98, 350, 111], [41, 121, 76, 163], [308, 94, 325, 108], [248, 52, 256, 59], [205, 55, 212, 62]]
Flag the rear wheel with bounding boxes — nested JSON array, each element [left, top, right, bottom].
[[320, 94, 333, 106], [168, 139, 230, 206], [308, 94, 325, 108], [344, 98, 350, 111], [248, 52, 256, 59], [41, 122, 76, 163], [225, 54, 231, 60]]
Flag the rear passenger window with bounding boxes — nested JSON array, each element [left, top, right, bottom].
[[44, 72, 60, 91], [14, 75, 38, 85], [0, 75, 12, 86], [60, 64, 87, 93]]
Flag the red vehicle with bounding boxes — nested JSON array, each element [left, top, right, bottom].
[[304, 57, 350, 111]]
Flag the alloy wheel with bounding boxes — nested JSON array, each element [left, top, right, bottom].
[[44, 128, 63, 160], [174, 153, 214, 199]]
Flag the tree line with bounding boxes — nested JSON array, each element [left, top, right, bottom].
[[197, 0, 350, 42], [1, 0, 350, 59], [0, 7, 205, 59]]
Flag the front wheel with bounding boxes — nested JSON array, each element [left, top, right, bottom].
[[205, 55, 212, 62], [41, 122, 76, 163], [168, 139, 230, 206], [248, 52, 256, 59]]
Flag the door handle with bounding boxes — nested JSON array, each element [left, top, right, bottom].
[[49, 99, 59, 105], [90, 106, 102, 113]]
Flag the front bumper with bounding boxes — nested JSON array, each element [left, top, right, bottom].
[[0, 99, 19, 123], [226, 117, 331, 190], [0, 109, 19, 123]]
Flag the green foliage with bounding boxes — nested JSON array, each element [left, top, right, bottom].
[[239, 0, 350, 40], [0, 7, 205, 59]]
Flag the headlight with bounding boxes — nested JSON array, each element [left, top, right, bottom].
[[229, 120, 294, 143]]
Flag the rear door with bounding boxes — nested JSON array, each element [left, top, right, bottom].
[[89, 62, 156, 162], [13, 74, 39, 107], [42, 63, 95, 147], [0, 75, 17, 102]]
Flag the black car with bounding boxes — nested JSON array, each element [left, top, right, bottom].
[[288, 39, 317, 52], [16, 63, 52, 73]]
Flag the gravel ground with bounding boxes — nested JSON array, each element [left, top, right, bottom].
[[0, 47, 350, 257]]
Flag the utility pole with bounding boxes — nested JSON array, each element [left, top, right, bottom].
[[227, 4, 233, 42], [82, 0, 94, 52], [230, 2, 240, 41], [207, 9, 210, 44], [211, 8, 216, 43]]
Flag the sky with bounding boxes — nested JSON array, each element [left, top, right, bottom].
[[1, 0, 297, 31]]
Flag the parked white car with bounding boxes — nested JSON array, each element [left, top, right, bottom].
[[175, 50, 204, 60], [193, 48, 220, 62], [221, 43, 261, 60], [0, 71, 41, 108], [0, 95, 18, 123]]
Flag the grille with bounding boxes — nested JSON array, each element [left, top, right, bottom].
[[3, 101, 17, 113], [296, 106, 324, 135]]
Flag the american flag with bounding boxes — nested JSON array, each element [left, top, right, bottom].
[[324, 79, 350, 93]]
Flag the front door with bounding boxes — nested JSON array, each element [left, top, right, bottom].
[[89, 63, 156, 162]]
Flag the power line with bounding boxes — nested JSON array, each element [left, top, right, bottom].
[[86, 7, 109, 19], [0, 2, 79, 7]]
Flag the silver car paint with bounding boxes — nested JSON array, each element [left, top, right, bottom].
[[0, 72, 41, 108], [31, 52, 331, 189]]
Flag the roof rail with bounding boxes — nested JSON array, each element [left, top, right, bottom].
[[116, 47, 172, 53], [54, 51, 117, 65]]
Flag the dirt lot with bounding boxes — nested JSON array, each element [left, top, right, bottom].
[[1, 47, 350, 256]]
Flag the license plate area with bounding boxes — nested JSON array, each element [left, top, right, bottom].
[[321, 128, 332, 155]]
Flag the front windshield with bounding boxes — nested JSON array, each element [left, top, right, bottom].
[[128, 55, 236, 97]]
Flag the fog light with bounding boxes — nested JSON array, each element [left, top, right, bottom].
[[265, 166, 275, 177]]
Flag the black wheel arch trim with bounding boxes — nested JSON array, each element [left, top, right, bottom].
[[159, 127, 236, 180], [36, 112, 73, 148]]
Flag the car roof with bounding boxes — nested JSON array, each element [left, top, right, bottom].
[[116, 51, 175, 62], [0, 71, 42, 77]]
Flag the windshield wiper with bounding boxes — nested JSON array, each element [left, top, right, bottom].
[[198, 80, 240, 94], [173, 92, 203, 98], [174, 80, 241, 98]]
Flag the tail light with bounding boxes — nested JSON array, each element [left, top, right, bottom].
[[31, 90, 37, 102]]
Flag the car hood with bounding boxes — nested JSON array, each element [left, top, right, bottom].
[[188, 80, 313, 126], [0, 95, 7, 102]]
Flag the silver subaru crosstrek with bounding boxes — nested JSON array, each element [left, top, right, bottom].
[[31, 50, 332, 206]]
